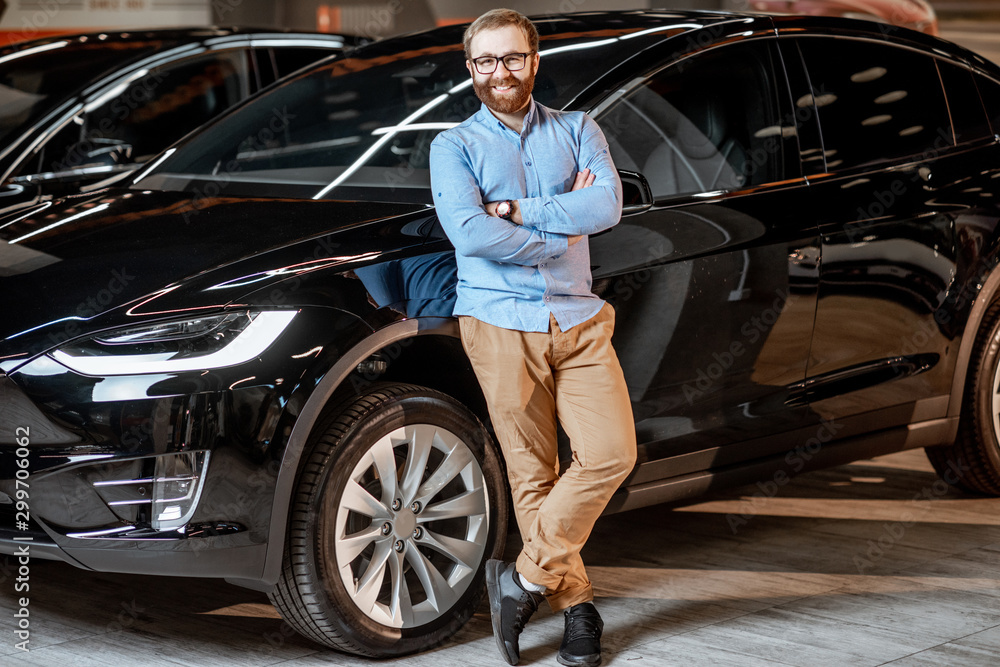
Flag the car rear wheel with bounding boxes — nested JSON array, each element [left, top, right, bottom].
[[926, 299, 1000, 495], [268, 382, 507, 656]]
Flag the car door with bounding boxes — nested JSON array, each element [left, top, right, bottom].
[[783, 35, 995, 434], [587, 35, 822, 481], [7, 45, 258, 201]]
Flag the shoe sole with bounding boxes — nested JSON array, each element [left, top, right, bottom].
[[485, 560, 519, 666], [557, 653, 602, 667]]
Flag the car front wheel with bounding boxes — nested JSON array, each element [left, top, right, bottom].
[[269, 382, 507, 656]]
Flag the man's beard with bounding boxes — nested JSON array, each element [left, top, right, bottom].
[[473, 67, 535, 115]]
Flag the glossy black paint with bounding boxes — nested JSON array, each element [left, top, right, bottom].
[[1, 10, 999, 587]]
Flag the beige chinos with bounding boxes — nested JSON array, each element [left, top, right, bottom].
[[459, 302, 637, 611]]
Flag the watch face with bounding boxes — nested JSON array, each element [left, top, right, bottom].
[[497, 201, 511, 218]]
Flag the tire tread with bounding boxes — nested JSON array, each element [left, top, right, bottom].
[[267, 382, 497, 656]]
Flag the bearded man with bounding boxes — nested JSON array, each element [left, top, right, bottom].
[[428, 8, 637, 667]]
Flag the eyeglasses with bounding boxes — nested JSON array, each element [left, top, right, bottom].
[[470, 51, 534, 75]]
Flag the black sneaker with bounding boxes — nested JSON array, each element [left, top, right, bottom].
[[484, 559, 545, 665], [557, 602, 604, 667]]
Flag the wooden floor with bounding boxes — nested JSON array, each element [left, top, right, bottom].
[[3, 448, 1000, 666]]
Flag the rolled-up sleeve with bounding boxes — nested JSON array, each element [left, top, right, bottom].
[[517, 119, 623, 236], [430, 135, 568, 266]]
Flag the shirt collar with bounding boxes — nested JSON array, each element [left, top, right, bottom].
[[476, 96, 537, 136]]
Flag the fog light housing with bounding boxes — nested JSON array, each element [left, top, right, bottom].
[[151, 451, 210, 530], [93, 450, 210, 531]]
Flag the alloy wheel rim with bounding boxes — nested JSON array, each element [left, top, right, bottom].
[[993, 355, 1000, 444], [327, 424, 490, 628]]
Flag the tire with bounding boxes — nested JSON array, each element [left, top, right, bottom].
[[268, 382, 508, 656], [925, 299, 1000, 495]]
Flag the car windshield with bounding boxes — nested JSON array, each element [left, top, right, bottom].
[[0, 39, 162, 145], [135, 28, 667, 203]]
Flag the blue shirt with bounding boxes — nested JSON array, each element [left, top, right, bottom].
[[429, 98, 622, 332]]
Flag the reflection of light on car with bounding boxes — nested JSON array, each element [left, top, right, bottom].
[[875, 90, 907, 104], [313, 93, 451, 199], [796, 92, 838, 107], [7, 201, 110, 244], [0, 40, 67, 66], [753, 125, 797, 138], [852, 66, 887, 82], [861, 114, 892, 126], [840, 177, 871, 189]]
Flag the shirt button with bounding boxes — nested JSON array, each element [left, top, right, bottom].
[[544, 296, 551, 302], [525, 161, 532, 166]]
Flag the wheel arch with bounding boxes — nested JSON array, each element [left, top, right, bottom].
[[947, 260, 1000, 429], [233, 316, 489, 590]]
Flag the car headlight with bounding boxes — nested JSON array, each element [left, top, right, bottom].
[[50, 310, 297, 376]]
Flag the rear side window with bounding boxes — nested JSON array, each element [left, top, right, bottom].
[[797, 38, 953, 171], [974, 71, 1000, 138], [937, 60, 992, 144]]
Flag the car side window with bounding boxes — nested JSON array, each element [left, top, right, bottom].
[[796, 38, 953, 171], [594, 41, 791, 200], [272, 48, 337, 78], [87, 49, 253, 162], [16, 49, 254, 180], [937, 60, 992, 144], [972, 71, 1000, 138]]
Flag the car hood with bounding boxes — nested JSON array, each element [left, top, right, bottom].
[[0, 188, 434, 364]]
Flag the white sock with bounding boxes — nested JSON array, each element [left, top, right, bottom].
[[518, 572, 546, 594]]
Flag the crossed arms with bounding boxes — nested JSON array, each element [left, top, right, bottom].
[[429, 122, 622, 266]]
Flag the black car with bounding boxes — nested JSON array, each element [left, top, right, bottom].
[[0, 27, 354, 216], [3, 9, 1000, 658]]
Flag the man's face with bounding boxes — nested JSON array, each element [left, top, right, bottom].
[[467, 25, 538, 115]]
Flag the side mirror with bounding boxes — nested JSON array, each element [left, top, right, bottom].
[[81, 138, 134, 168], [619, 169, 653, 216]]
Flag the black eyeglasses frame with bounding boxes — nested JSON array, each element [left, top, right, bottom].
[[469, 51, 535, 75]]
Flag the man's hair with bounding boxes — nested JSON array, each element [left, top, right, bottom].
[[463, 8, 539, 60]]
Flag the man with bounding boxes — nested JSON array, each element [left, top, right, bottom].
[[429, 8, 637, 667]]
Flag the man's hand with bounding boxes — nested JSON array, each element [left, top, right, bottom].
[[566, 169, 593, 245], [571, 168, 595, 191]]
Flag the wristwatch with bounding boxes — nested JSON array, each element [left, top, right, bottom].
[[496, 200, 514, 220]]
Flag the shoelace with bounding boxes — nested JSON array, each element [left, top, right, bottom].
[[512, 593, 539, 633], [564, 610, 601, 643]]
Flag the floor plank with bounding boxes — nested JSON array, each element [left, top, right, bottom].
[[4, 447, 1000, 665]]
